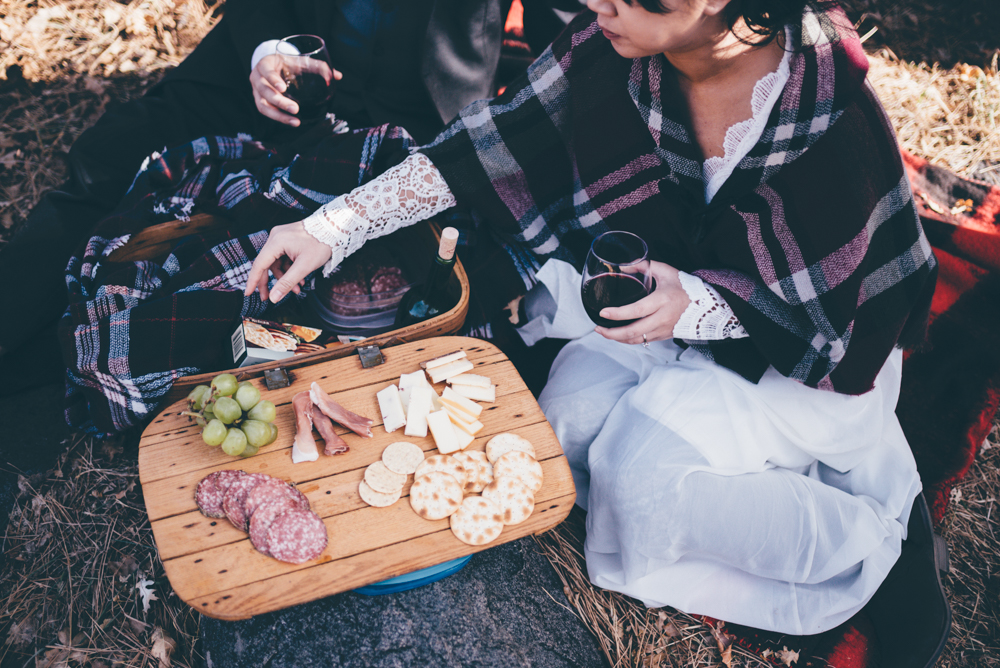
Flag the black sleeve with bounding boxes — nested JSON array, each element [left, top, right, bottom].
[[221, 0, 310, 79]]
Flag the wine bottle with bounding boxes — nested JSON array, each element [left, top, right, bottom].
[[394, 227, 460, 327]]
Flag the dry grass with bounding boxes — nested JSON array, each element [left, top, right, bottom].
[[1, 1, 999, 667]]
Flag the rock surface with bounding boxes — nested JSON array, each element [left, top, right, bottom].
[[200, 537, 607, 668]]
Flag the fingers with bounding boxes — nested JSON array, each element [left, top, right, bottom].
[[599, 289, 662, 324], [251, 57, 300, 126]]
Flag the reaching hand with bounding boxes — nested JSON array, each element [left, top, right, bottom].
[[244, 221, 333, 303], [250, 54, 342, 127], [595, 261, 691, 345]]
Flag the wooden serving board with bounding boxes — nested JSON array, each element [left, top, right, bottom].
[[138, 337, 576, 620]]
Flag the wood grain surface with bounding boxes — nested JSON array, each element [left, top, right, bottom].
[[138, 337, 575, 620]]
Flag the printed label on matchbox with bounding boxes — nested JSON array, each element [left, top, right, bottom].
[[230, 318, 327, 367]]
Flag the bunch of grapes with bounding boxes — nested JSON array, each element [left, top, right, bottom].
[[184, 374, 279, 457]]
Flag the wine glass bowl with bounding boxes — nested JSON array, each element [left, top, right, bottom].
[[581, 231, 653, 328], [276, 35, 335, 122]]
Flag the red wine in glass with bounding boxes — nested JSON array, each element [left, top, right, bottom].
[[581, 231, 653, 329], [277, 35, 334, 122]]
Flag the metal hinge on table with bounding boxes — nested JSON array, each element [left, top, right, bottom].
[[263, 368, 291, 390], [357, 344, 384, 368]]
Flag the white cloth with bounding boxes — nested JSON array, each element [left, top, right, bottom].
[[301, 153, 457, 276], [251, 40, 288, 71], [540, 332, 920, 634]]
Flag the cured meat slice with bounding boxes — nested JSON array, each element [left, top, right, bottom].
[[311, 405, 349, 456], [245, 479, 309, 521], [291, 392, 320, 463], [195, 474, 227, 519], [309, 382, 373, 438], [249, 497, 301, 556], [222, 473, 270, 532], [212, 469, 246, 495], [266, 509, 329, 564]]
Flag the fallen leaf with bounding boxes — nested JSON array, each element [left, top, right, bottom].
[[777, 646, 800, 665], [150, 627, 176, 668], [710, 622, 734, 668], [6, 618, 36, 647], [113, 555, 139, 582], [136, 578, 158, 614]]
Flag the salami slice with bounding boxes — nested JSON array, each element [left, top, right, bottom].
[[249, 497, 301, 556], [223, 473, 270, 532], [195, 470, 245, 518], [245, 479, 309, 522], [266, 509, 328, 564]]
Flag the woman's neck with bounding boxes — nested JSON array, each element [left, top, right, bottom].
[[665, 20, 784, 90]]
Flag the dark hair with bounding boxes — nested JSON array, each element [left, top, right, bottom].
[[624, 0, 838, 46]]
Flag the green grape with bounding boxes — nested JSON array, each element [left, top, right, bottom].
[[203, 408, 216, 422], [202, 419, 227, 447], [240, 420, 271, 448], [235, 384, 261, 412], [247, 399, 276, 423], [214, 397, 242, 424], [188, 385, 211, 411], [211, 373, 239, 397], [195, 416, 207, 427], [221, 428, 248, 456], [240, 444, 260, 458], [266, 422, 279, 445]]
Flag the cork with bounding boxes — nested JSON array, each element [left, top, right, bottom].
[[438, 227, 459, 261]]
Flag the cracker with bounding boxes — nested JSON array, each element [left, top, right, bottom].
[[409, 470, 464, 520], [493, 451, 543, 493], [359, 481, 402, 508], [364, 461, 407, 494], [414, 454, 468, 488], [453, 450, 493, 494], [483, 476, 535, 525], [382, 441, 425, 475], [485, 433, 536, 463], [449, 496, 504, 546]]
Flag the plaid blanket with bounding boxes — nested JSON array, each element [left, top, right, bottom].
[[60, 123, 416, 434], [420, 6, 937, 394]]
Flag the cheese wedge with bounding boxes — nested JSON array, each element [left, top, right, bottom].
[[404, 385, 433, 438], [427, 409, 462, 454], [441, 387, 484, 418], [428, 359, 475, 384], [422, 350, 467, 370], [448, 374, 492, 389], [450, 383, 496, 403], [376, 385, 407, 433]]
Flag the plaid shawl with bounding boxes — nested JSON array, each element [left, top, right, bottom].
[[420, 6, 936, 394], [61, 124, 415, 434]]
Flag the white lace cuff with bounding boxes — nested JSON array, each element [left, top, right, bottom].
[[301, 153, 458, 276], [672, 271, 749, 340]]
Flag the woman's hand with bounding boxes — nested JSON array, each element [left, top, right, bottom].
[[595, 261, 690, 345], [250, 55, 342, 127], [244, 221, 332, 303]]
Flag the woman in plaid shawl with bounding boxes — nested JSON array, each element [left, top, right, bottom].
[[247, 0, 937, 637]]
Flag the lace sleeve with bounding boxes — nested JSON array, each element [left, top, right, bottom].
[[302, 153, 458, 276], [672, 271, 749, 340]]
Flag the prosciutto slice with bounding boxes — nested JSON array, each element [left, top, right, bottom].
[[291, 392, 320, 463], [311, 405, 350, 456], [310, 382, 373, 438]]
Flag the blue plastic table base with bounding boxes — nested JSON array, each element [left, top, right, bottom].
[[353, 555, 473, 596]]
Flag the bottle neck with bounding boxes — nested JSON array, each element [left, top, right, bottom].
[[422, 254, 455, 307]]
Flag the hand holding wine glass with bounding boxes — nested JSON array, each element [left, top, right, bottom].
[[250, 35, 341, 127]]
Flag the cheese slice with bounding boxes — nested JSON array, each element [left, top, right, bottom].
[[428, 359, 475, 384], [427, 409, 462, 454], [376, 385, 407, 433], [448, 374, 491, 389], [450, 384, 496, 403], [441, 387, 484, 418], [422, 350, 467, 370], [455, 427, 475, 451], [404, 385, 433, 438], [398, 369, 428, 414], [442, 402, 478, 427], [448, 412, 484, 437]]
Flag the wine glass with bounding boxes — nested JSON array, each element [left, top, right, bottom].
[[276, 35, 335, 122], [581, 231, 654, 328]]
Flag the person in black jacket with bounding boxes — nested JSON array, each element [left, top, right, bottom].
[[0, 0, 580, 382]]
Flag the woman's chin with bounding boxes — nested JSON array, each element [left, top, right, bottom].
[[607, 40, 654, 60]]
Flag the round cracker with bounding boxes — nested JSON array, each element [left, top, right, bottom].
[[409, 470, 464, 520], [414, 454, 468, 488], [382, 441, 425, 475], [450, 496, 504, 546], [364, 460, 407, 494], [493, 451, 543, 493], [485, 433, 536, 464], [359, 480, 402, 507], [453, 450, 493, 494], [483, 476, 535, 525]]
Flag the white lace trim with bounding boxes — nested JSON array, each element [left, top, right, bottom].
[[702, 27, 793, 203], [302, 153, 457, 276], [673, 271, 748, 340]]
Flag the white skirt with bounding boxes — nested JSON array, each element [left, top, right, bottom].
[[538, 332, 921, 635]]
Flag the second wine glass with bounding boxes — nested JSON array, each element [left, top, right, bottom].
[[581, 231, 653, 328]]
